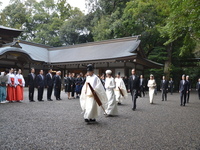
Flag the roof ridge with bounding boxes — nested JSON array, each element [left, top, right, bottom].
[[48, 36, 139, 51], [19, 40, 53, 48]]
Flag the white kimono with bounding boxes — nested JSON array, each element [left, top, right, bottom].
[[16, 74, 25, 87], [114, 77, 128, 103], [147, 79, 156, 103], [80, 74, 107, 119], [105, 77, 118, 115]]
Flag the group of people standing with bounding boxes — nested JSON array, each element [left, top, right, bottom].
[[0, 68, 25, 103]]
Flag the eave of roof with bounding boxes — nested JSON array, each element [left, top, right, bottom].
[[0, 25, 23, 32]]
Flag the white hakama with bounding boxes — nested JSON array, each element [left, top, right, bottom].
[[147, 79, 156, 104], [114, 77, 128, 104], [105, 77, 118, 116], [80, 74, 107, 119]]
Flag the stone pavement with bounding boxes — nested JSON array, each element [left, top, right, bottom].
[[0, 88, 200, 150]]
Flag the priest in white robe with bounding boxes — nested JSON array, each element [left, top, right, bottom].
[[105, 70, 118, 116], [80, 64, 107, 124], [114, 72, 128, 105]]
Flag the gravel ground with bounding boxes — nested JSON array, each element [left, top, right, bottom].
[[0, 88, 200, 150]]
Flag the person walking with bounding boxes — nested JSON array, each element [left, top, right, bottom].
[[168, 78, 174, 95], [80, 64, 107, 124], [114, 72, 128, 105], [160, 76, 168, 101], [139, 75, 146, 97], [6, 68, 16, 102], [186, 75, 191, 103], [147, 74, 156, 104], [105, 70, 118, 116], [179, 75, 188, 106], [196, 78, 200, 100], [128, 69, 140, 111]]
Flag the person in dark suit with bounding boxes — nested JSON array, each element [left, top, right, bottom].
[[160, 76, 168, 101], [64, 73, 73, 99], [36, 70, 45, 102], [128, 69, 140, 111], [179, 75, 188, 106], [139, 75, 146, 97], [186, 75, 191, 103], [168, 78, 174, 95], [54, 71, 62, 100], [196, 78, 200, 100], [27, 68, 36, 102], [45, 69, 54, 101], [71, 73, 76, 99]]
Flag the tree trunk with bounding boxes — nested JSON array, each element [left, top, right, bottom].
[[164, 42, 173, 80]]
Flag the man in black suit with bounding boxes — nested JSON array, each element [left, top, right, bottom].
[[179, 75, 188, 106], [46, 69, 53, 101], [168, 78, 174, 95], [128, 69, 140, 111], [196, 78, 200, 100], [36, 70, 45, 102], [54, 71, 62, 100], [186, 75, 191, 103], [160, 76, 168, 101], [139, 75, 146, 97], [27, 68, 36, 102]]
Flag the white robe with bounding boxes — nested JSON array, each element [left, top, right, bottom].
[[147, 79, 156, 103], [16, 74, 25, 87], [80, 74, 107, 119], [114, 77, 128, 103], [105, 77, 118, 115]]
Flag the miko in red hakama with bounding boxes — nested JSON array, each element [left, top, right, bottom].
[[15, 74, 25, 101], [16, 78, 24, 101], [6, 77, 16, 101]]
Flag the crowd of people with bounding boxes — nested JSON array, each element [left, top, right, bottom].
[[0, 66, 200, 124]]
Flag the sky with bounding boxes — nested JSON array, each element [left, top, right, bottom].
[[0, 0, 86, 12]]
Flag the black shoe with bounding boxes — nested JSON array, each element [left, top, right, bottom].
[[162, 100, 164, 101], [132, 108, 136, 111], [30, 100, 35, 102], [183, 104, 185, 106], [89, 119, 96, 122], [58, 98, 62, 100], [47, 99, 53, 101], [38, 100, 44, 102], [84, 119, 90, 122], [118, 103, 121, 105]]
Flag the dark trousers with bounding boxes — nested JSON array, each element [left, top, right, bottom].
[[38, 86, 44, 101], [186, 91, 190, 102], [170, 87, 173, 95], [29, 86, 34, 101], [54, 87, 61, 99], [47, 86, 53, 99], [140, 86, 145, 97], [71, 86, 75, 97], [131, 89, 137, 109], [198, 90, 200, 100], [161, 89, 167, 101], [180, 91, 186, 105]]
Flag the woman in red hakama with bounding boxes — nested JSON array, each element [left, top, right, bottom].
[[16, 69, 25, 101], [6, 68, 16, 102]]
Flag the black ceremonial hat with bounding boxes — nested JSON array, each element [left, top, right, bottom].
[[87, 64, 94, 71], [117, 72, 120, 75]]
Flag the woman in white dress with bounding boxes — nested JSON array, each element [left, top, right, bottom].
[[105, 70, 118, 116], [147, 74, 156, 104]]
